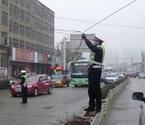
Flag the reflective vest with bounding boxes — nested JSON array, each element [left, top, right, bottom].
[[88, 44, 105, 65], [20, 75, 27, 87], [54, 69, 62, 74]]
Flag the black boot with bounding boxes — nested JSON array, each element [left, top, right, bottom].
[[84, 107, 95, 112], [96, 108, 101, 114]]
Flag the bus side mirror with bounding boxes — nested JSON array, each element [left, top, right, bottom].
[[132, 92, 144, 101]]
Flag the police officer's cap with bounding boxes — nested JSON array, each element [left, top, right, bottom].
[[21, 70, 26, 73]]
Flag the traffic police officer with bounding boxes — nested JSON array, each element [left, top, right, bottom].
[[82, 34, 105, 113], [19, 70, 27, 104]]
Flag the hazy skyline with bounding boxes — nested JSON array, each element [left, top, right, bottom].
[[39, 0, 145, 63]]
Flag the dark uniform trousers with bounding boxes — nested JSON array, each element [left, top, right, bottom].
[[21, 85, 27, 103], [88, 65, 102, 111]]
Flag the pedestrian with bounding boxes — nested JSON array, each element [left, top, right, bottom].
[[82, 34, 105, 113], [19, 70, 27, 104]]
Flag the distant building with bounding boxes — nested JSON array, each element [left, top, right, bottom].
[[69, 34, 95, 53], [69, 34, 95, 61], [0, 0, 54, 78], [57, 34, 95, 68]]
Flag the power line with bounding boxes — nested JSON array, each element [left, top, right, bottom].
[[72, 0, 137, 61], [56, 16, 94, 24], [24, 26, 82, 33], [17, 0, 138, 39], [56, 16, 145, 30], [55, 29, 82, 33], [83, 0, 137, 33]]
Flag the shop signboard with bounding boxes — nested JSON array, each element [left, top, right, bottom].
[[12, 48, 34, 63], [38, 53, 48, 64]]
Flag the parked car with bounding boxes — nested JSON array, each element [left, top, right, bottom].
[[138, 72, 145, 79], [10, 74, 53, 97], [104, 72, 120, 84], [51, 74, 70, 87], [132, 92, 145, 125]]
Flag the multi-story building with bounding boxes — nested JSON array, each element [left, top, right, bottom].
[[0, 0, 54, 78]]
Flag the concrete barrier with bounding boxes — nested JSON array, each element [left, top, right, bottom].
[[99, 78, 129, 125]]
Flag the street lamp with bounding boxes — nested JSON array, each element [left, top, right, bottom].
[[63, 34, 69, 72], [63, 36, 66, 71]]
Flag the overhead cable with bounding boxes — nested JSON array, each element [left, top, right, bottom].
[[73, 0, 137, 61], [56, 16, 145, 30], [83, 0, 137, 33]]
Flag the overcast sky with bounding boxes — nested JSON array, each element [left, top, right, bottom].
[[39, 0, 145, 63]]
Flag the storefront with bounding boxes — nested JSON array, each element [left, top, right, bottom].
[[0, 45, 10, 79], [10, 47, 50, 77]]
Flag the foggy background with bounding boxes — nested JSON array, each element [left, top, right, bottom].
[[39, 0, 145, 65]]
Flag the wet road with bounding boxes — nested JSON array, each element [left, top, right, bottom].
[[0, 87, 88, 125], [106, 78, 145, 125]]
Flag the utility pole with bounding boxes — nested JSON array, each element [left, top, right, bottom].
[[63, 36, 66, 71], [141, 51, 144, 72]]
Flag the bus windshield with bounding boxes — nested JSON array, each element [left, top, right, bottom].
[[71, 62, 88, 78]]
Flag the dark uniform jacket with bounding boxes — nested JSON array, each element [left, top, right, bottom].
[[83, 38, 104, 64]]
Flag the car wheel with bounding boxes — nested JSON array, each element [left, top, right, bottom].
[[67, 83, 69, 87], [48, 87, 52, 94], [12, 94, 16, 97], [34, 88, 39, 96], [74, 85, 78, 87]]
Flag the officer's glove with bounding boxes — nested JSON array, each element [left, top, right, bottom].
[[82, 33, 87, 40]]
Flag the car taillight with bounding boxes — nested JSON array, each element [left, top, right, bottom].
[[11, 85, 15, 89]]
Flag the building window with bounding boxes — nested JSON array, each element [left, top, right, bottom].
[[30, 44, 34, 51], [1, 53, 7, 67], [9, 37, 12, 47], [13, 5, 19, 19], [1, 32, 8, 45], [25, 12, 30, 24], [25, 42, 30, 50], [10, 4, 13, 16], [26, 0, 30, 10], [2, 0, 8, 6], [19, 24, 24, 36], [9, 20, 13, 32], [20, 40, 24, 49], [13, 39, 18, 48], [1, 11, 8, 26], [13, 22, 19, 34], [19, 9, 25, 22]]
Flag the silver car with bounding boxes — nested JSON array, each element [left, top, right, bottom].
[[132, 92, 145, 125], [104, 72, 120, 84]]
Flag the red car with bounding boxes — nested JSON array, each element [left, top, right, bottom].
[[10, 74, 53, 97]]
